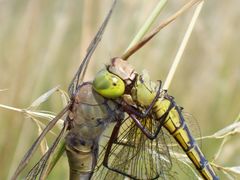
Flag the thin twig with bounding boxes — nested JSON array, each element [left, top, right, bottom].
[[163, 1, 204, 90]]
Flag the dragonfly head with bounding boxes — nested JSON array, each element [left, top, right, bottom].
[[108, 57, 137, 85], [93, 68, 125, 99], [93, 58, 137, 99]]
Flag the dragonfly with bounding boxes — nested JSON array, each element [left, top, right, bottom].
[[91, 58, 219, 180], [11, 0, 219, 180]]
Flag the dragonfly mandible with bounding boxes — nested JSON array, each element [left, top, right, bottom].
[[11, 0, 218, 180]]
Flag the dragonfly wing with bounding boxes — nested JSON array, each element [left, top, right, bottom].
[[26, 150, 51, 180], [12, 104, 70, 179], [26, 121, 68, 180], [93, 117, 173, 180], [165, 111, 203, 179], [68, 0, 118, 96], [182, 112, 202, 148]]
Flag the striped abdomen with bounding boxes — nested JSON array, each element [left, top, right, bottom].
[[153, 97, 219, 180]]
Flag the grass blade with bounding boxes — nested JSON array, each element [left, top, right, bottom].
[[125, 0, 168, 52], [163, 1, 204, 90]]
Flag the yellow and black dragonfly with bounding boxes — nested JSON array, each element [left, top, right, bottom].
[[12, 0, 218, 180]]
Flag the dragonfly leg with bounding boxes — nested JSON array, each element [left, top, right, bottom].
[[142, 80, 162, 115], [128, 105, 172, 140], [102, 120, 138, 179], [120, 93, 176, 140], [138, 80, 163, 117], [119, 80, 163, 118]]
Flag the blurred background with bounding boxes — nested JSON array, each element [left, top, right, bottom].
[[0, 0, 239, 179]]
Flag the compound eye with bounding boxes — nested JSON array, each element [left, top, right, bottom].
[[93, 69, 125, 99]]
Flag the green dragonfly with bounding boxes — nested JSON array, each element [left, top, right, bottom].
[[91, 57, 219, 180], [11, 0, 219, 179]]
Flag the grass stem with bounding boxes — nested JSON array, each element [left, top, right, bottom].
[[125, 0, 168, 52], [163, 1, 204, 90]]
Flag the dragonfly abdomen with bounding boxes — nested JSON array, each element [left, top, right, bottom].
[[65, 134, 99, 180], [153, 98, 219, 180]]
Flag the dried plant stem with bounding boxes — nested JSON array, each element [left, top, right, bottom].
[[7, 121, 30, 180], [125, 0, 167, 52], [163, 1, 204, 90], [213, 112, 240, 162], [121, 0, 202, 60], [213, 137, 228, 162], [0, 88, 8, 92]]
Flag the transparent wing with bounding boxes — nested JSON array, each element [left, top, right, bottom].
[[68, 0, 117, 96], [26, 121, 68, 180], [165, 111, 203, 179], [182, 111, 202, 148], [93, 117, 173, 180], [12, 104, 70, 179]]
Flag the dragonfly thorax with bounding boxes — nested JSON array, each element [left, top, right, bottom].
[[70, 83, 123, 136]]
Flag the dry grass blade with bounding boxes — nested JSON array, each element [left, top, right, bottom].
[[225, 166, 240, 175], [11, 104, 70, 179], [0, 89, 8, 92], [124, 0, 167, 52], [0, 104, 63, 126], [1, 86, 69, 179], [206, 112, 240, 162], [0, 86, 70, 131], [57, 88, 70, 106], [212, 121, 240, 138], [28, 116, 49, 155], [163, 1, 204, 90], [29, 86, 60, 109], [200, 113, 240, 140], [121, 0, 202, 60], [194, 112, 240, 177], [1, 102, 62, 179], [213, 164, 240, 179]]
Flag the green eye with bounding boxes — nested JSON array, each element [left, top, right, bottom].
[[93, 69, 125, 99]]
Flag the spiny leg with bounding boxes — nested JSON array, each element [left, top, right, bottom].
[[120, 80, 163, 118], [127, 100, 174, 140]]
